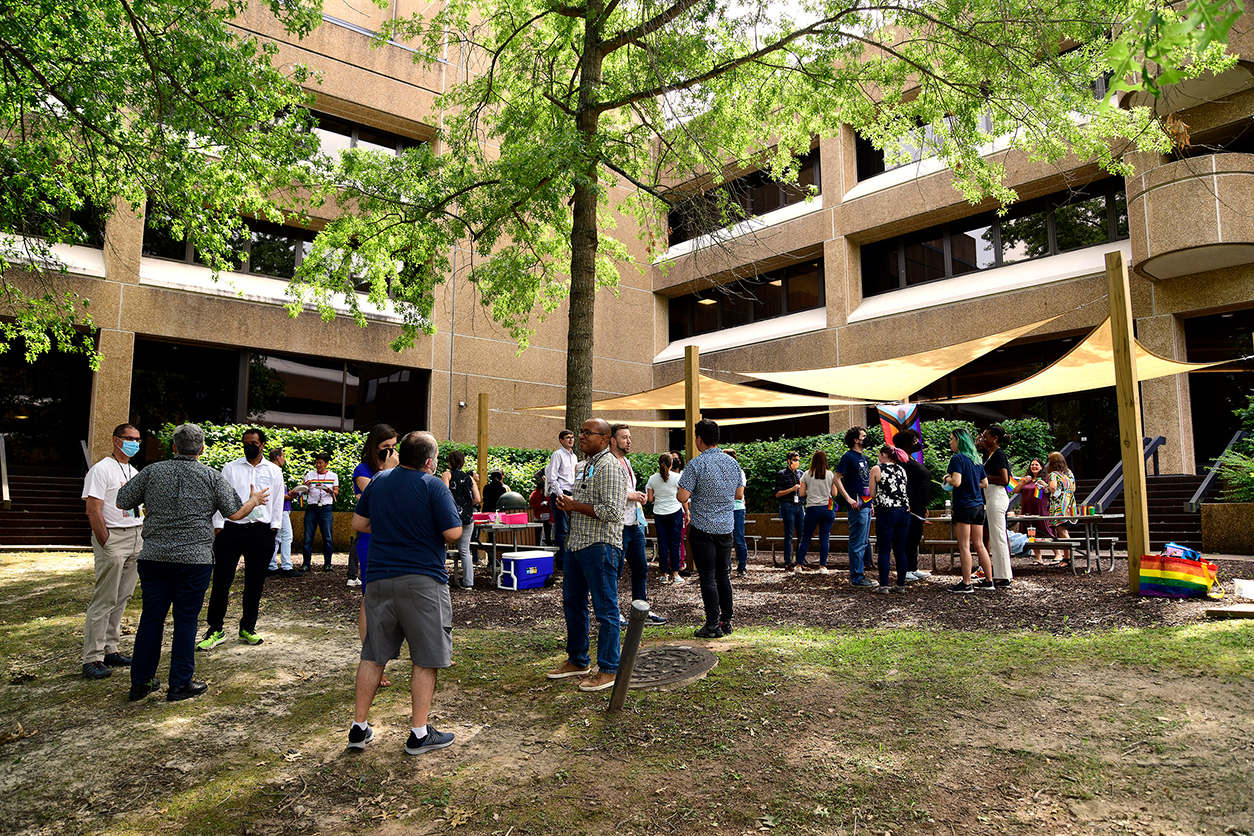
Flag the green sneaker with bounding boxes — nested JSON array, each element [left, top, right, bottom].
[[238, 628, 264, 646], [196, 629, 226, 651]]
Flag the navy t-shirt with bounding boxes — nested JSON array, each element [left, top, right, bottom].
[[355, 467, 462, 585], [836, 450, 870, 508], [947, 454, 986, 510]]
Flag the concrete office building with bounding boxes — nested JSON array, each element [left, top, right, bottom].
[[3, 4, 1252, 482]]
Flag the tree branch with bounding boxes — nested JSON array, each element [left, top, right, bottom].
[[599, 0, 704, 57]]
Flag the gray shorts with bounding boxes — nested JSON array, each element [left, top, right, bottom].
[[361, 574, 452, 669]]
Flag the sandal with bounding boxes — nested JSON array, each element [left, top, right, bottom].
[[379, 675, 392, 688]]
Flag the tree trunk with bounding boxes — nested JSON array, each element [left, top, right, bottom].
[[564, 2, 606, 438]]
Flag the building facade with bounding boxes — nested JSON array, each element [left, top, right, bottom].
[[3, 4, 1252, 478]]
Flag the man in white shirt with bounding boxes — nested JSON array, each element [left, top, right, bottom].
[[608, 424, 666, 627], [198, 428, 285, 650], [544, 429, 577, 572], [80, 424, 145, 680]]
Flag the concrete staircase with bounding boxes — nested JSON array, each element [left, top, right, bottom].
[[1075, 474, 1205, 552], [0, 475, 91, 548]]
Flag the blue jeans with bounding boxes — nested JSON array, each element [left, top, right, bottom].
[[778, 502, 805, 567], [302, 505, 334, 567], [847, 505, 872, 583], [876, 506, 910, 587], [797, 506, 836, 567], [131, 561, 213, 690], [622, 523, 648, 603], [654, 510, 684, 574], [562, 543, 622, 674], [269, 510, 293, 570], [733, 509, 747, 572]]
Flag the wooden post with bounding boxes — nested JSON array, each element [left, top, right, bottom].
[[684, 346, 700, 461], [477, 392, 489, 487], [1105, 251, 1150, 594]]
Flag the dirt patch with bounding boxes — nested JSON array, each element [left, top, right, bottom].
[[1, 551, 1252, 836]]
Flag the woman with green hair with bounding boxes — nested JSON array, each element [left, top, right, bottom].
[[941, 428, 992, 594]]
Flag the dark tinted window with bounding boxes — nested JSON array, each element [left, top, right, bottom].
[[1054, 190, 1109, 253], [903, 233, 945, 285], [666, 258, 824, 341], [787, 262, 822, 311]]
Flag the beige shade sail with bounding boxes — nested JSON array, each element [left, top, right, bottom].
[[928, 318, 1225, 404], [741, 316, 1060, 401], [523, 409, 834, 428], [522, 374, 866, 412]]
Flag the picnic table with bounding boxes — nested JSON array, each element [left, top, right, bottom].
[[1007, 513, 1123, 575]]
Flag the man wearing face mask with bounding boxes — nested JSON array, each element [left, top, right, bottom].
[[198, 428, 285, 650], [80, 423, 146, 680]]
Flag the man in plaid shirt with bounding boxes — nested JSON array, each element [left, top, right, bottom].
[[544, 418, 628, 692]]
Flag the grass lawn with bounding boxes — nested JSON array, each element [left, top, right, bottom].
[[1, 550, 1252, 836]]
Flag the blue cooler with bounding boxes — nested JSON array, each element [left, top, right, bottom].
[[498, 550, 554, 590]]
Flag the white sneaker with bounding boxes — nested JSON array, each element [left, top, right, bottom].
[[672, 575, 686, 585], [346, 578, 362, 588], [905, 571, 920, 581], [914, 569, 932, 578], [818, 566, 829, 575], [792, 564, 802, 574]]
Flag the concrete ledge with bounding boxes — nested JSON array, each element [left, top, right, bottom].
[[1201, 503, 1254, 555]]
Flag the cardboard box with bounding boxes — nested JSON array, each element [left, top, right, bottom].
[[498, 550, 554, 591]]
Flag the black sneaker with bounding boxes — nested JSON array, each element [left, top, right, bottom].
[[947, 581, 974, 594], [103, 652, 132, 667], [973, 580, 997, 592], [128, 677, 160, 701], [82, 661, 112, 680], [735, 568, 748, 578], [347, 723, 374, 749], [694, 624, 723, 638], [404, 726, 454, 755], [993, 579, 1012, 589], [322, 564, 333, 573], [646, 612, 667, 626], [719, 621, 734, 635], [166, 680, 208, 702]]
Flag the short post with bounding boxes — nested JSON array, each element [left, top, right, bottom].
[[608, 599, 649, 713]]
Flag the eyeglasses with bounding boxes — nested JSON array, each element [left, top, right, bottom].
[[578, 430, 607, 437], [117, 436, 141, 442]]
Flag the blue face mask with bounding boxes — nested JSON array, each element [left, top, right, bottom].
[[121, 440, 141, 457]]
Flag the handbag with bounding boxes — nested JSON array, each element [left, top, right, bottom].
[[1139, 553, 1220, 598]]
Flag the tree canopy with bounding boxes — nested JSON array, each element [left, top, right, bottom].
[[0, 0, 1242, 431]]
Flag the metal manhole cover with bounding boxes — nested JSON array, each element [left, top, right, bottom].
[[627, 645, 718, 689]]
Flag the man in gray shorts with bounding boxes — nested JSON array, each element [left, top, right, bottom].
[[348, 431, 464, 755]]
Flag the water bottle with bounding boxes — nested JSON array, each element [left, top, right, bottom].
[[944, 499, 951, 516]]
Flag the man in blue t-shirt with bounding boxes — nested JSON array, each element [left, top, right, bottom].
[[834, 426, 878, 589], [347, 431, 463, 757]]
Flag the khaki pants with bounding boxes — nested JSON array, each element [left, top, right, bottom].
[[83, 526, 142, 663]]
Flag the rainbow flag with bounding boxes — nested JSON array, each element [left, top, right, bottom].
[[876, 403, 923, 464], [1005, 473, 1020, 495]]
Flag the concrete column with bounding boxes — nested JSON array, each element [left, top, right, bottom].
[[88, 330, 136, 460], [1136, 313, 1195, 474], [87, 196, 144, 460]]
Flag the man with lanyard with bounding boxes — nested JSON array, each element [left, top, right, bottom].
[[677, 419, 742, 638], [198, 428, 285, 649], [773, 451, 804, 572], [545, 429, 577, 573], [80, 423, 145, 680], [834, 426, 878, 589], [608, 424, 666, 627], [545, 418, 628, 693]]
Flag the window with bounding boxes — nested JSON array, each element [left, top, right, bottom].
[[861, 179, 1129, 298], [308, 110, 423, 156], [667, 258, 825, 342], [854, 113, 996, 182], [142, 216, 315, 279], [667, 147, 821, 246]]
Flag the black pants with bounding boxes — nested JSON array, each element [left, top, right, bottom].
[[689, 526, 733, 627], [206, 522, 276, 634], [905, 514, 924, 573]]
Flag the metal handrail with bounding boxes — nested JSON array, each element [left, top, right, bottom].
[[0, 433, 10, 511], [1185, 430, 1250, 512], [80, 439, 91, 476], [1007, 441, 1083, 512], [1083, 436, 1167, 512]]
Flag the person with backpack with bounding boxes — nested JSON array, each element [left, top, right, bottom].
[[441, 450, 481, 589]]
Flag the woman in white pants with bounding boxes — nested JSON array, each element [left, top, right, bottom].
[[980, 425, 1013, 587]]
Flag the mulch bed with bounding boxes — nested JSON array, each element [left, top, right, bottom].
[[265, 553, 1252, 636]]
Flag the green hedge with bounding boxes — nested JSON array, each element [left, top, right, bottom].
[[156, 417, 1055, 514]]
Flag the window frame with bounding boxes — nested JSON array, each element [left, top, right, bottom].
[[667, 258, 826, 342]]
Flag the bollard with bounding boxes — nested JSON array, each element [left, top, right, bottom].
[[607, 599, 649, 713]]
